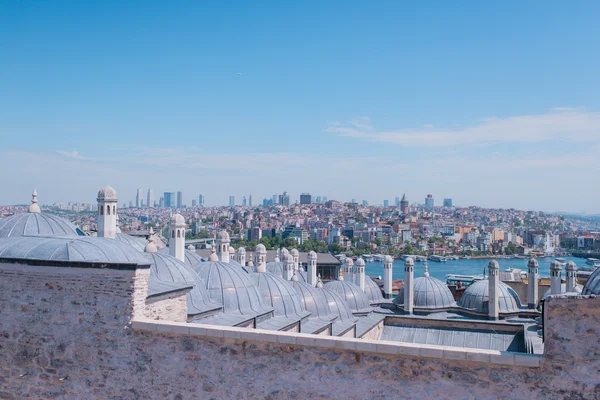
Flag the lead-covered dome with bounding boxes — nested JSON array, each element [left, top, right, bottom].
[[394, 275, 456, 309], [542, 283, 583, 300], [250, 273, 308, 319], [364, 277, 385, 304], [290, 279, 335, 320], [115, 233, 147, 252], [323, 280, 372, 314], [97, 186, 118, 201], [321, 287, 355, 323], [158, 247, 205, 267], [191, 260, 273, 316], [458, 279, 521, 313], [0, 213, 83, 238], [170, 214, 185, 225], [583, 268, 600, 295]]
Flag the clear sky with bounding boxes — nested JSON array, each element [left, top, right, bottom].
[[1, 1, 599, 212]]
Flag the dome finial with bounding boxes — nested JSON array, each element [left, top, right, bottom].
[[28, 188, 41, 213], [208, 248, 218, 262], [424, 262, 430, 278]]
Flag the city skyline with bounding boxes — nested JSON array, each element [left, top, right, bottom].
[[1, 2, 599, 212]]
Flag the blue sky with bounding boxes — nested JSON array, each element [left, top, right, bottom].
[[1, 1, 599, 212]]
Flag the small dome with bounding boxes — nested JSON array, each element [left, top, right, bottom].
[[237, 247, 246, 254], [144, 241, 157, 253], [290, 249, 299, 256], [364, 277, 385, 304], [583, 268, 600, 295], [458, 279, 522, 313], [384, 255, 394, 263], [265, 261, 285, 278], [187, 245, 196, 251], [280, 248, 289, 257], [542, 283, 583, 300], [0, 213, 83, 238], [158, 247, 205, 267], [291, 279, 335, 320], [255, 243, 266, 253], [229, 246, 235, 254], [97, 186, 118, 201], [208, 249, 218, 262], [323, 280, 372, 314], [395, 276, 455, 309], [250, 273, 308, 318], [321, 288, 355, 323], [216, 231, 230, 241], [191, 260, 273, 316], [308, 250, 317, 259], [355, 258, 365, 267], [115, 233, 147, 252], [170, 214, 185, 225]]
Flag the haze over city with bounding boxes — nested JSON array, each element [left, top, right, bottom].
[[1, 1, 599, 212]]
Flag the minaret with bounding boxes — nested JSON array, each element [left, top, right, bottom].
[[291, 249, 300, 272], [488, 260, 500, 320], [237, 247, 246, 267], [527, 258, 539, 309], [28, 189, 41, 213], [254, 244, 267, 269], [565, 261, 577, 293], [550, 260, 562, 295], [307, 251, 318, 287], [403, 257, 414, 314], [355, 257, 366, 291], [216, 231, 230, 263], [283, 253, 294, 281], [383, 255, 393, 299], [97, 186, 118, 238], [343, 258, 354, 282], [229, 246, 236, 262], [169, 214, 186, 262]]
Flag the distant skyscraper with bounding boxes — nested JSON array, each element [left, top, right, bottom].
[[322, 196, 327, 203], [351, 199, 356, 204], [135, 189, 142, 208], [192, 199, 197, 207], [242, 196, 247, 206], [229, 196, 235, 207], [425, 194, 434, 209], [279, 192, 290, 206], [248, 195, 252, 207], [147, 189, 153, 209], [443, 198, 453, 208], [383, 200, 389, 208], [159, 197, 164, 208], [199, 194, 204, 207], [362, 200, 368, 206], [315, 196, 322, 203], [400, 193, 409, 213], [300, 193, 311, 205], [164, 192, 175, 208], [395, 197, 400, 207], [273, 194, 278, 204], [177, 191, 183, 208]]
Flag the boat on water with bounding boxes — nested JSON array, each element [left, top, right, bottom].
[[429, 255, 448, 262], [586, 258, 600, 267], [555, 257, 567, 264], [446, 274, 484, 286]]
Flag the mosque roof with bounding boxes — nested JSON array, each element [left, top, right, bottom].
[[115, 233, 147, 252], [158, 247, 205, 267], [582, 267, 600, 295], [291, 279, 336, 321], [250, 273, 310, 319], [364, 276, 385, 304], [321, 287, 356, 323], [458, 279, 522, 313], [394, 276, 456, 309], [323, 280, 372, 314], [541, 283, 583, 300], [97, 186, 117, 201], [0, 212, 83, 238]]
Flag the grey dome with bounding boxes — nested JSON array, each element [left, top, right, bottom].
[[97, 186, 117, 201], [0, 236, 149, 266], [250, 273, 308, 319], [0, 213, 82, 238], [115, 233, 146, 252], [322, 288, 355, 323], [542, 283, 583, 300], [364, 277, 385, 304], [458, 279, 522, 313], [290, 279, 335, 320], [158, 247, 205, 267], [395, 276, 455, 309], [583, 268, 600, 295], [191, 261, 273, 316], [266, 261, 285, 278], [323, 280, 372, 314], [145, 252, 222, 316]]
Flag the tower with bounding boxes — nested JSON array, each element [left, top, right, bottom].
[[307, 251, 317, 287], [97, 186, 118, 238], [550, 260, 562, 295], [237, 247, 246, 267], [291, 248, 300, 271], [400, 193, 408, 214], [255, 244, 267, 272], [566, 261, 577, 293], [169, 214, 186, 262], [343, 258, 354, 281], [283, 253, 294, 281], [136, 189, 142, 208], [403, 257, 414, 314], [527, 258, 539, 309], [488, 260, 499, 320], [216, 231, 231, 263], [383, 255, 393, 299], [147, 189, 153, 209], [355, 257, 366, 291]]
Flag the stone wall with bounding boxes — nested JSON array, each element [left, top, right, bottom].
[[1, 262, 599, 399], [144, 290, 189, 322]]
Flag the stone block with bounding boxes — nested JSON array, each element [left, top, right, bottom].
[[490, 352, 515, 366], [419, 346, 443, 359], [514, 354, 541, 368]]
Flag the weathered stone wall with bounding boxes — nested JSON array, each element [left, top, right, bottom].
[[1, 263, 599, 400], [144, 290, 189, 322]]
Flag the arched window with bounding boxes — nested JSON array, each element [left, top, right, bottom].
[[172, 230, 175, 238], [100, 206, 104, 215], [177, 230, 180, 238], [107, 206, 110, 215], [113, 205, 116, 214]]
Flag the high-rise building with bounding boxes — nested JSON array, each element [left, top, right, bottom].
[[315, 196, 322, 203], [177, 191, 183, 208], [135, 189, 142, 208], [164, 192, 175, 208], [279, 192, 290, 206], [300, 193, 311, 205], [322, 196, 327, 203], [383, 200, 389, 208], [362, 200, 368, 206], [400, 193, 409, 214], [242, 196, 247, 206], [351, 199, 356, 204], [159, 197, 164, 208], [147, 189, 153, 209], [395, 197, 400, 207], [425, 194, 434, 209], [229, 196, 235, 207], [443, 198, 453, 208], [248, 195, 252, 207], [192, 199, 197, 207], [199, 194, 204, 207], [272, 194, 278, 204]]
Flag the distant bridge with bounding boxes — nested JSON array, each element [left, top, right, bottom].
[[185, 238, 215, 246]]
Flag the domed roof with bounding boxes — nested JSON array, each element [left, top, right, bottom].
[[458, 279, 522, 313], [0, 212, 82, 238], [191, 260, 273, 316], [145, 252, 222, 316], [395, 276, 455, 309], [542, 283, 583, 300], [216, 231, 230, 241], [290, 248, 299, 256], [250, 273, 308, 319], [364, 277, 385, 304], [145, 241, 157, 253], [384, 255, 394, 263], [355, 257, 365, 267], [290, 279, 335, 320], [0, 236, 149, 266], [237, 247, 246, 254], [266, 261, 285, 278], [321, 288, 355, 322], [323, 280, 372, 314], [115, 233, 147, 252], [158, 247, 205, 267], [170, 214, 185, 225], [255, 243, 266, 252], [97, 186, 118, 201], [308, 250, 317, 259], [583, 267, 600, 295]]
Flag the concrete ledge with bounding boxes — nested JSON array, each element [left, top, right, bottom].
[[130, 318, 542, 367]]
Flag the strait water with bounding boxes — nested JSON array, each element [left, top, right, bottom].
[[365, 256, 587, 282]]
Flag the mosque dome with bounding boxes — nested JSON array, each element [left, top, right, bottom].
[[583, 268, 600, 295], [458, 279, 522, 313], [323, 280, 372, 314], [158, 247, 205, 267], [255, 243, 266, 253], [216, 231, 230, 241], [237, 247, 246, 254], [250, 272, 308, 319], [0, 236, 149, 266], [170, 214, 185, 225], [384, 255, 394, 263], [0, 212, 83, 238], [97, 186, 118, 201], [308, 250, 317, 259], [290, 248, 299, 256], [191, 260, 273, 316], [364, 276, 385, 304], [542, 283, 583, 300], [266, 261, 285, 278], [321, 287, 355, 323], [115, 233, 147, 252], [355, 257, 366, 267], [145, 252, 222, 316], [290, 279, 335, 320], [395, 275, 456, 309]]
